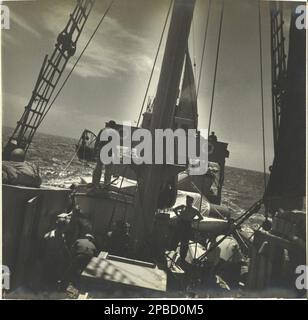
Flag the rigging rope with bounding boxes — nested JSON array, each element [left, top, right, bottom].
[[132, 0, 174, 237], [197, 0, 212, 97], [136, 0, 174, 127], [60, 144, 81, 175], [60, 131, 97, 175], [208, 0, 224, 136], [37, 0, 116, 128], [111, 1, 174, 223], [190, 0, 212, 253], [197, 199, 263, 262], [192, 15, 197, 77], [258, 0, 268, 194]]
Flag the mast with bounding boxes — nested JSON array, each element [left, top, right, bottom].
[[175, 50, 198, 130], [3, 0, 95, 160], [131, 0, 196, 252], [270, 2, 288, 155], [265, 4, 306, 212]]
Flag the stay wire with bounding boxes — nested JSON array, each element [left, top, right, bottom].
[[197, 0, 212, 98], [258, 0, 268, 195], [208, 0, 224, 136], [136, 0, 174, 126], [37, 0, 116, 128]]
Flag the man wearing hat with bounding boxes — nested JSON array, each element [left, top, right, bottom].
[[70, 233, 98, 281], [41, 215, 71, 289], [173, 195, 203, 261]]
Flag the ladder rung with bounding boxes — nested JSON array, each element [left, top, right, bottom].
[[47, 61, 62, 74], [70, 18, 82, 33], [17, 123, 37, 130], [79, 0, 93, 17], [29, 109, 43, 116], [41, 77, 56, 88], [34, 93, 49, 102], [76, 5, 87, 19], [273, 43, 284, 53], [274, 64, 284, 70], [275, 24, 283, 33]]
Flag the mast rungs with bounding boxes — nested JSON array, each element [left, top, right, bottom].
[[75, 6, 87, 20], [41, 77, 56, 88], [22, 108, 44, 116], [34, 93, 49, 102], [274, 24, 283, 33], [16, 123, 38, 130], [77, 0, 93, 18], [29, 109, 44, 116], [273, 44, 284, 53], [272, 10, 281, 19], [70, 18, 82, 33], [47, 61, 62, 74]]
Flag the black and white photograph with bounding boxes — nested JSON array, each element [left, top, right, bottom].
[[0, 0, 306, 301]]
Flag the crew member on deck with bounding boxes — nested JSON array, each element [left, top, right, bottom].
[[106, 219, 131, 257], [41, 216, 71, 289], [209, 131, 217, 142], [70, 234, 97, 281], [91, 120, 118, 189], [173, 195, 203, 261]]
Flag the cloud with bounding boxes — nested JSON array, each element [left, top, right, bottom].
[[2, 32, 18, 46], [39, 1, 155, 79], [2, 90, 107, 138], [2, 92, 29, 128], [39, 102, 118, 138], [10, 10, 41, 38]]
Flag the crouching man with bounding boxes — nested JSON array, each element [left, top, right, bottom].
[[69, 234, 97, 282]]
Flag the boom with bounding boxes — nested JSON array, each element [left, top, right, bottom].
[[3, 0, 95, 160]]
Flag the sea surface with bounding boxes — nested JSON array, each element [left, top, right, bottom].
[[3, 127, 268, 229]]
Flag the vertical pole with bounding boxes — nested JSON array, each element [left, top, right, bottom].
[[131, 0, 196, 254]]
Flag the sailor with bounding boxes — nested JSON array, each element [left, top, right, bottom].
[[41, 216, 71, 289], [66, 205, 93, 248], [106, 219, 131, 257], [66, 183, 77, 213], [91, 120, 118, 190], [70, 233, 98, 280], [209, 131, 218, 142], [173, 195, 203, 261], [2, 148, 42, 187]]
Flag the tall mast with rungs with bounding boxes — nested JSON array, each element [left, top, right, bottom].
[[265, 3, 306, 211], [270, 1, 288, 155], [3, 0, 95, 160]]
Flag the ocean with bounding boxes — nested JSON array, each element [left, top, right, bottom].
[[2, 127, 268, 229]]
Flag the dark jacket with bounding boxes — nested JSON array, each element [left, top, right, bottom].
[[72, 238, 97, 257]]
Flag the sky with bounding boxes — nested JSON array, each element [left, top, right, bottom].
[[1, 0, 297, 171]]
